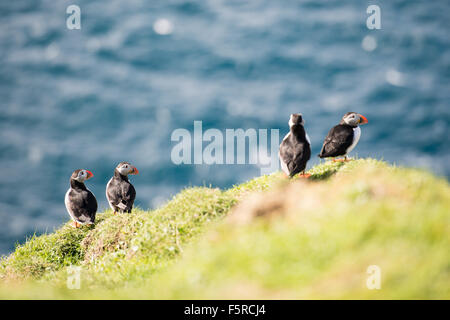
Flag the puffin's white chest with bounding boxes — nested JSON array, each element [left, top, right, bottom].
[[305, 133, 311, 145], [64, 189, 71, 211], [346, 127, 361, 155], [106, 178, 116, 210], [279, 133, 290, 175], [65, 189, 76, 221]]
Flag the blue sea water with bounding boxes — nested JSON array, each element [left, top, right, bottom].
[[0, 0, 449, 255]]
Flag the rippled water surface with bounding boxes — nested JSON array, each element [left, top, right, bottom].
[[0, 0, 449, 254]]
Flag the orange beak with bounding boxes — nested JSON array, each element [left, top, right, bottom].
[[131, 166, 139, 175], [86, 170, 94, 179], [359, 114, 368, 124]]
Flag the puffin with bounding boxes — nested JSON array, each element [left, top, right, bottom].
[[64, 169, 97, 228], [318, 112, 368, 161], [106, 162, 139, 214], [279, 113, 312, 178]]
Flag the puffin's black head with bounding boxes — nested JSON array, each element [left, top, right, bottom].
[[289, 113, 305, 128], [71, 169, 94, 182], [340, 112, 368, 127], [115, 162, 139, 176]]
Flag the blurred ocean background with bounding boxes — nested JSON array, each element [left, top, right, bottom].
[[0, 0, 449, 255]]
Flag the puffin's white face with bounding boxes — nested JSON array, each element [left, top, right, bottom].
[[73, 169, 93, 182], [289, 113, 304, 128], [342, 112, 368, 127], [116, 162, 139, 176]]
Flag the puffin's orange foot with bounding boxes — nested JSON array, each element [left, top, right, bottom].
[[297, 173, 311, 179], [73, 221, 80, 228], [332, 158, 349, 162]]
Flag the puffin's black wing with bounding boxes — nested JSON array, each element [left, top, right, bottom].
[[280, 136, 311, 177], [319, 124, 354, 158], [279, 139, 295, 174], [120, 182, 136, 212], [67, 189, 97, 224], [107, 179, 136, 212]]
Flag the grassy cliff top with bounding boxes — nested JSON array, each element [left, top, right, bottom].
[[0, 159, 449, 299]]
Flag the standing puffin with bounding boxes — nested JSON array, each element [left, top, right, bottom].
[[64, 169, 97, 228], [106, 162, 139, 214], [279, 113, 312, 177], [318, 112, 368, 161]]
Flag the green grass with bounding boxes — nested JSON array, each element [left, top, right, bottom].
[[0, 159, 448, 299]]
